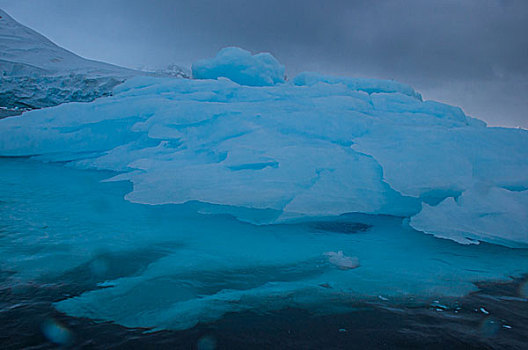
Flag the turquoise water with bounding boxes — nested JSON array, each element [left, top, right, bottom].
[[1, 158, 528, 347]]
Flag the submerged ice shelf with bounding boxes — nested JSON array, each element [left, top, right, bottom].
[[1, 159, 527, 331]]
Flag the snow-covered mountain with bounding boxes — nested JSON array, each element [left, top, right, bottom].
[[0, 9, 141, 115]]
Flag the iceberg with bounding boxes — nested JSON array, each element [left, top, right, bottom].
[[0, 47, 527, 246], [1, 45, 527, 332]]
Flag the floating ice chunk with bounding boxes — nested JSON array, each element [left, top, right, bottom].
[[324, 251, 359, 270], [431, 300, 448, 310], [192, 47, 285, 86]]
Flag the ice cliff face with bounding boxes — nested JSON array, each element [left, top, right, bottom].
[[0, 9, 140, 112], [1, 44, 527, 247]]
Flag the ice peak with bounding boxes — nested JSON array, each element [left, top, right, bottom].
[[192, 47, 285, 86]]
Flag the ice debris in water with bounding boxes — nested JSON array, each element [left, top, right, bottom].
[[480, 307, 490, 315], [0, 46, 527, 247], [324, 251, 359, 270]]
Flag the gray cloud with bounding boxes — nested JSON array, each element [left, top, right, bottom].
[[1, 0, 526, 126]]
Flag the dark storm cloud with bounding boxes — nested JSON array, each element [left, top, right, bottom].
[[0, 0, 527, 126]]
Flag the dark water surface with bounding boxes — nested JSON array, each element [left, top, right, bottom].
[[2, 276, 528, 349]]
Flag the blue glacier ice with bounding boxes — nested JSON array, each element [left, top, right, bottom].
[[1, 47, 527, 331], [1, 49, 526, 245], [192, 47, 285, 86]]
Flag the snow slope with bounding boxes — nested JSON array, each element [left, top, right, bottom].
[[1, 47, 526, 247], [0, 9, 138, 111]]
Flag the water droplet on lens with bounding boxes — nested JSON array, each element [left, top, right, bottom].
[[197, 335, 216, 350], [41, 318, 72, 345]]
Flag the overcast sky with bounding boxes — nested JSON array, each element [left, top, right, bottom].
[[1, 0, 526, 127]]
